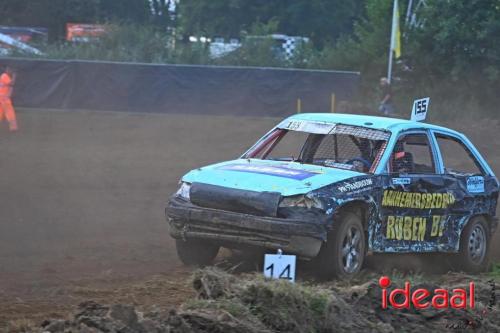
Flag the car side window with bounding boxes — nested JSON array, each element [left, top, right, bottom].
[[389, 133, 436, 174], [435, 134, 485, 175]]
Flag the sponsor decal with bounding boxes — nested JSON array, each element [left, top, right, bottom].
[[467, 176, 484, 193], [338, 179, 373, 193], [392, 177, 411, 185], [385, 215, 445, 241], [218, 163, 321, 180], [379, 276, 475, 309], [324, 160, 355, 170], [382, 190, 455, 209]]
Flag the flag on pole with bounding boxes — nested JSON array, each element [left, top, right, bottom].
[[390, 0, 402, 59]]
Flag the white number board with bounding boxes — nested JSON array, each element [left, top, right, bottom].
[[279, 120, 336, 134], [411, 97, 430, 122], [264, 252, 296, 282]]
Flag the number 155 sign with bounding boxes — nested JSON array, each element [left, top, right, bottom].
[[264, 252, 296, 282], [411, 97, 430, 122]]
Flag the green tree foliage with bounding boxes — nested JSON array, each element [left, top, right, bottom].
[[278, 0, 364, 47], [177, 0, 364, 47], [98, 0, 152, 24], [211, 20, 283, 68], [34, 24, 176, 63], [149, 0, 178, 29], [405, 0, 500, 116], [315, 0, 500, 117], [312, 0, 394, 96]]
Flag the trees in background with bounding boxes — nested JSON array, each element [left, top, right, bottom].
[[0, 0, 499, 117], [310, 0, 393, 97], [405, 0, 500, 116], [298, 0, 500, 117], [177, 0, 364, 47]]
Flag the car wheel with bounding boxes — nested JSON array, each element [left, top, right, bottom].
[[175, 238, 220, 266], [317, 211, 366, 279], [453, 216, 490, 273]]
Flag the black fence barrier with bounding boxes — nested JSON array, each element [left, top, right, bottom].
[[1, 58, 359, 117]]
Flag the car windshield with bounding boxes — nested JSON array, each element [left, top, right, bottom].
[[244, 122, 390, 173]]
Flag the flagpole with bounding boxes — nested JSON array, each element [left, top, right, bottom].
[[405, 0, 414, 27], [387, 0, 397, 83], [387, 44, 394, 84]]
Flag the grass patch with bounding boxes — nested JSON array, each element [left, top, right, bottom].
[[184, 298, 252, 318], [183, 267, 383, 333], [488, 262, 500, 280]]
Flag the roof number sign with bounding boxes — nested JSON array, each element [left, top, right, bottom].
[[411, 97, 430, 122]]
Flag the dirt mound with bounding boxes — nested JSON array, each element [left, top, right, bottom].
[[18, 268, 498, 333]]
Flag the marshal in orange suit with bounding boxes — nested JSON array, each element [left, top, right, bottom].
[[0, 66, 18, 131]]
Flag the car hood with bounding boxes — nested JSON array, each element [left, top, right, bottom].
[[182, 159, 364, 196]]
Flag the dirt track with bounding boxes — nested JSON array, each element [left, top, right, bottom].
[[0, 109, 499, 328]]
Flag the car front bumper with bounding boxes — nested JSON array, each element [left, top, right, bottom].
[[166, 196, 328, 258]]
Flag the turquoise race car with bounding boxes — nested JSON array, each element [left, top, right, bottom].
[[166, 113, 498, 279]]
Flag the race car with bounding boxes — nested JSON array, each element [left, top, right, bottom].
[[166, 113, 499, 279]]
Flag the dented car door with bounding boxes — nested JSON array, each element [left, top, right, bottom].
[[374, 131, 454, 252], [431, 131, 499, 251]]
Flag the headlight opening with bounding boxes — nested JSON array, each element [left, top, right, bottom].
[[176, 182, 191, 200], [279, 194, 324, 210]]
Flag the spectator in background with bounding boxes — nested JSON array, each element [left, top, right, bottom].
[[0, 66, 18, 131], [378, 77, 394, 116]]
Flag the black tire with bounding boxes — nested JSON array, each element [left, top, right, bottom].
[[316, 211, 366, 279], [452, 216, 490, 273], [175, 238, 220, 266]]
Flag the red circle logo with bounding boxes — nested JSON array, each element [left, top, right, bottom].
[[379, 276, 391, 288]]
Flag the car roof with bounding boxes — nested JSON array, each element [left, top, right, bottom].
[[287, 113, 461, 136]]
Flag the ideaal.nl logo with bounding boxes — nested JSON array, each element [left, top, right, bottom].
[[379, 276, 475, 309], [378, 276, 497, 329]]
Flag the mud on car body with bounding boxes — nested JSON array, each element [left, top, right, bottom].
[[166, 113, 499, 278]]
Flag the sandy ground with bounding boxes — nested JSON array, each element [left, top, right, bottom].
[[0, 109, 498, 328]]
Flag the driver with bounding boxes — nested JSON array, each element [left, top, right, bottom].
[[391, 141, 413, 173]]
